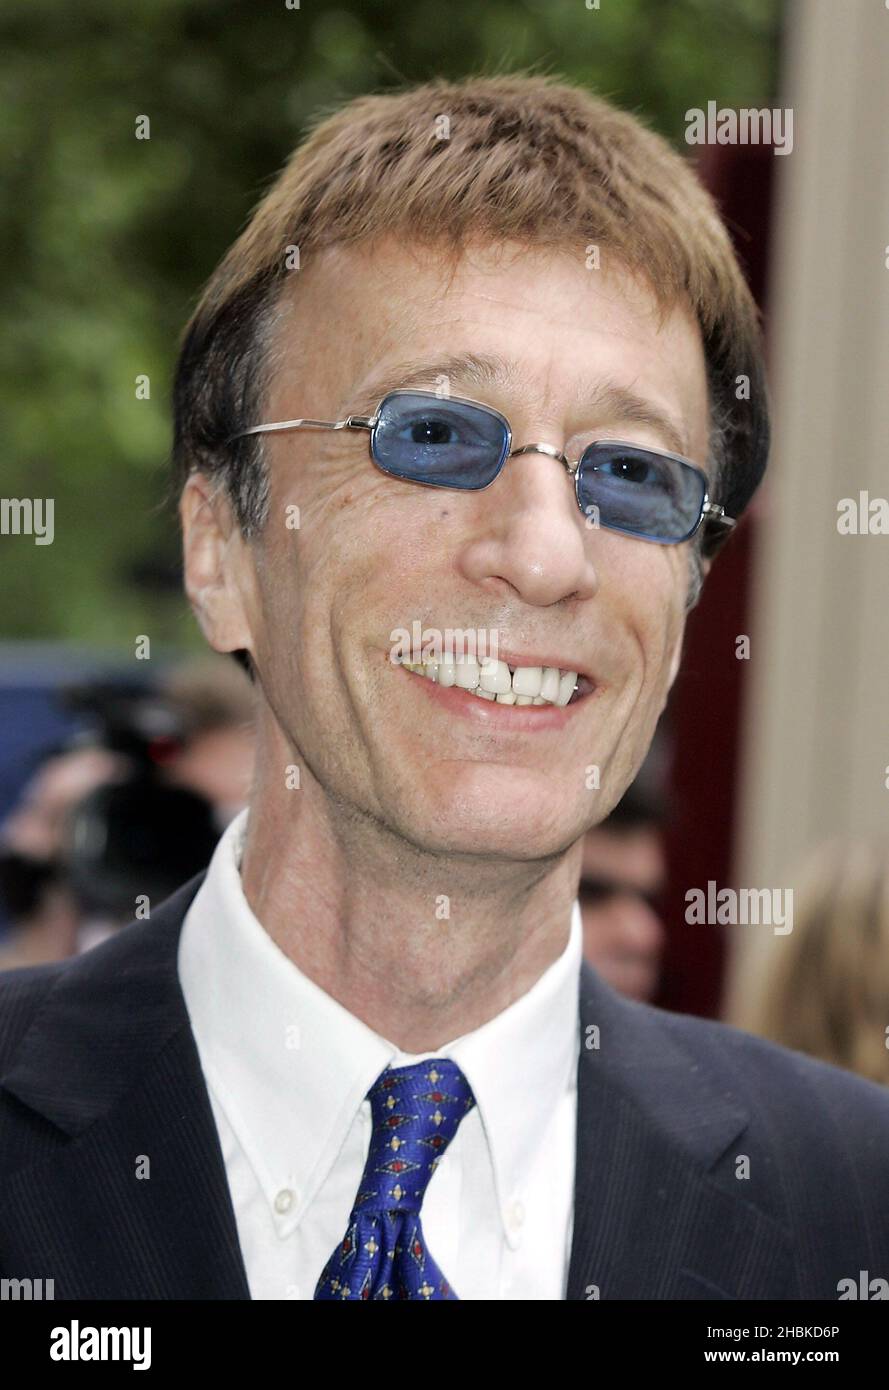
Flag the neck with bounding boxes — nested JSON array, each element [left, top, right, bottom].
[[239, 743, 582, 1053]]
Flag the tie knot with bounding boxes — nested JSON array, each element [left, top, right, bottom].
[[355, 1058, 476, 1215]]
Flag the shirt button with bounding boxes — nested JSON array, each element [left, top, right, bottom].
[[507, 1199, 525, 1230], [275, 1188, 295, 1215]]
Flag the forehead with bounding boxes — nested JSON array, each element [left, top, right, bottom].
[[269, 236, 710, 457]]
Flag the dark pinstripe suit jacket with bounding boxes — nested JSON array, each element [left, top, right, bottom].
[[2, 873, 889, 1300]]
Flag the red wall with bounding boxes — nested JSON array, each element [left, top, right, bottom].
[[654, 143, 774, 1018]]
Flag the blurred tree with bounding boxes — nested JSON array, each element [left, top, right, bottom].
[[0, 0, 783, 653]]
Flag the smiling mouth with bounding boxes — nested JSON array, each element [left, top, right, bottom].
[[394, 656, 594, 707]]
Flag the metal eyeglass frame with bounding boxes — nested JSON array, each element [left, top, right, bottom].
[[227, 388, 736, 544]]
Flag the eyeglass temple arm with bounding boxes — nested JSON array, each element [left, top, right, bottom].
[[700, 504, 736, 534], [227, 416, 376, 443]]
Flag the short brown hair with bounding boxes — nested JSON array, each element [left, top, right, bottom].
[[172, 72, 769, 595]]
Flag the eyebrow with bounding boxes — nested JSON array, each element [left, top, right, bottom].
[[347, 350, 693, 459]]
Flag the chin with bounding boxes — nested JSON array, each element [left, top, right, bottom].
[[392, 788, 584, 862], [409, 826, 571, 862]]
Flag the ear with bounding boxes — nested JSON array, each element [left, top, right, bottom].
[[180, 474, 255, 658], [667, 550, 714, 689], [667, 636, 683, 690]]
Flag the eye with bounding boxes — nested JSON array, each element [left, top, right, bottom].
[[583, 446, 680, 498], [401, 415, 460, 446], [394, 409, 488, 447], [580, 881, 616, 906], [595, 454, 660, 485]]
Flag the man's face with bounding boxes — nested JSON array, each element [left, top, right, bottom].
[[193, 237, 710, 861], [579, 822, 668, 1001]]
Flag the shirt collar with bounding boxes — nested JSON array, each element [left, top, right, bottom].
[[178, 808, 581, 1243]]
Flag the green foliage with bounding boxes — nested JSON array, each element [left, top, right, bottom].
[[0, 0, 782, 653]]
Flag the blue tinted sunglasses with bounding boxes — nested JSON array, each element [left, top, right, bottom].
[[229, 388, 734, 545]]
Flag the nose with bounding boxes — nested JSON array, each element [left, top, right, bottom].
[[457, 441, 600, 606]]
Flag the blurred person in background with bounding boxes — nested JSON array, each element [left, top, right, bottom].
[[0, 744, 126, 970], [66, 663, 252, 953], [580, 752, 668, 1002], [0, 658, 253, 967], [733, 838, 889, 1088], [160, 656, 256, 829]]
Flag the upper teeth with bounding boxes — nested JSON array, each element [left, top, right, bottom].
[[398, 656, 579, 707]]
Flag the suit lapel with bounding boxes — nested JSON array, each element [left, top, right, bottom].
[[567, 962, 794, 1300], [0, 877, 251, 1299], [3, 885, 794, 1300]]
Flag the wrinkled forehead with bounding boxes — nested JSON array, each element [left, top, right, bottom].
[[266, 236, 710, 455]]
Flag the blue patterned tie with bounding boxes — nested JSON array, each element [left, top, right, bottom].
[[314, 1057, 476, 1300]]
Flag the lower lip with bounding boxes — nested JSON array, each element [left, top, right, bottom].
[[399, 665, 597, 730]]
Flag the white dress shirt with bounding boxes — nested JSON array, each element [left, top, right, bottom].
[[178, 809, 582, 1300]]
